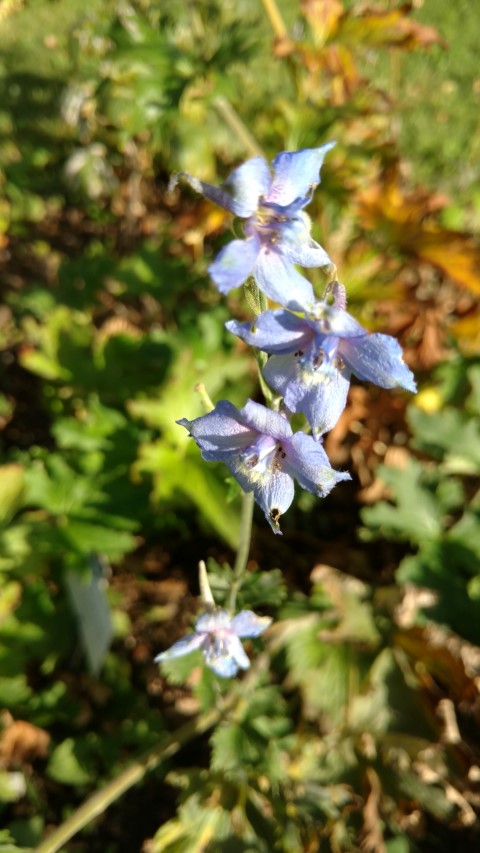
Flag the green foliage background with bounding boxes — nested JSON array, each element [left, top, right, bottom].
[[0, 1, 479, 851]]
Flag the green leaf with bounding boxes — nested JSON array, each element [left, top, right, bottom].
[[210, 722, 251, 776], [396, 542, 480, 643], [409, 405, 480, 474], [158, 649, 204, 686], [59, 517, 136, 560], [0, 465, 25, 526], [386, 837, 412, 853], [0, 829, 33, 853], [0, 771, 26, 804], [46, 738, 94, 787], [0, 675, 32, 707], [206, 560, 287, 610], [137, 441, 240, 548], [360, 459, 444, 544]]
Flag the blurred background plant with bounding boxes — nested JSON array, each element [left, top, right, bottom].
[[0, 0, 479, 850]]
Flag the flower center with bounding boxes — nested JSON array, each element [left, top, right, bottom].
[[241, 434, 279, 472], [204, 628, 232, 663]]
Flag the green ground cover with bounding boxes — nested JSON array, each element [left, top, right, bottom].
[[0, 1, 479, 851]]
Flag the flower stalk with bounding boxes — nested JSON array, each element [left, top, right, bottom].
[[35, 654, 269, 853], [229, 490, 255, 613]]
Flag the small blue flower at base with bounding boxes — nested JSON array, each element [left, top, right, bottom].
[[177, 398, 350, 533], [226, 283, 417, 439], [175, 145, 335, 310], [154, 609, 272, 678]]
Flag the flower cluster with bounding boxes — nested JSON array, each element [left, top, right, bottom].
[[156, 144, 416, 679], [176, 145, 416, 532]]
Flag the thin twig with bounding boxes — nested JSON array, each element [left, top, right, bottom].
[[260, 0, 288, 41], [213, 96, 265, 159]]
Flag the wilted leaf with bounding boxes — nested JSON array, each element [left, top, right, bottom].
[[357, 173, 480, 295]]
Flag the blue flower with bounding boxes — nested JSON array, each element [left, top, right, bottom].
[[176, 145, 335, 309], [154, 608, 272, 678], [178, 399, 350, 532], [226, 284, 417, 439]]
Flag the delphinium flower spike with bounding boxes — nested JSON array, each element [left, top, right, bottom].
[[177, 398, 350, 533], [174, 144, 336, 309], [226, 282, 417, 439]]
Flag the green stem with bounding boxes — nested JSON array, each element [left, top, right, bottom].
[[213, 96, 265, 159], [260, 0, 288, 41], [229, 490, 255, 613], [34, 707, 223, 853], [194, 382, 215, 413], [35, 653, 269, 853]]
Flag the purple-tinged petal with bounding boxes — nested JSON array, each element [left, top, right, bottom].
[[177, 401, 255, 457], [308, 303, 366, 338], [239, 399, 292, 440], [339, 334, 417, 392], [325, 280, 347, 310], [154, 631, 205, 663], [284, 431, 351, 496], [231, 610, 272, 638], [177, 157, 271, 217], [209, 235, 260, 293], [266, 143, 336, 207], [226, 310, 313, 354], [174, 172, 237, 213], [222, 157, 272, 217], [254, 248, 315, 310]]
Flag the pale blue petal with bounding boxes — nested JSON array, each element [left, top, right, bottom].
[[231, 610, 272, 638], [154, 632, 205, 662], [267, 143, 336, 207], [226, 310, 312, 353], [264, 351, 350, 436], [223, 157, 272, 217], [225, 634, 251, 670], [209, 235, 260, 293], [177, 401, 255, 457], [282, 234, 332, 269], [208, 653, 241, 678], [254, 248, 315, 310], [339, 334, 417, 392], [239, 399, 292, 440], [263, 353, 298, 397], [284, 432, 351, 496], [177, 157, 270, 217], [282, 363, 351, 437], [195, 609, 231, 633], [255, 469, 295, 534]]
